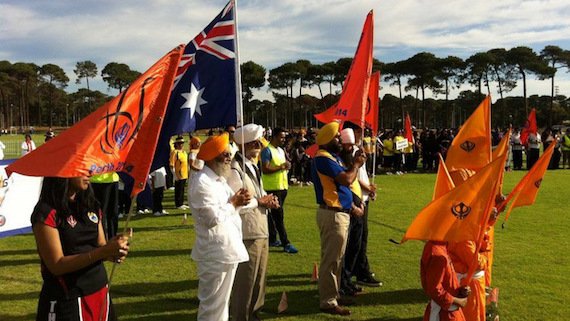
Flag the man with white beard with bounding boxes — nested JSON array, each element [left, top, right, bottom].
[[228, 124, 280, 320], [189, 133, 252, 321]]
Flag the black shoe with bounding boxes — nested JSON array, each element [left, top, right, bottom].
[[356, 274, 383, 287]]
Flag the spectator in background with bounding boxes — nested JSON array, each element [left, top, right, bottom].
[[511, 128, 524, 170], [170, 136, 189, 210], [21, 134, 36, 156], [561, 128, 570, 169], [44, 130, 55, 142], [90, 173, 120, 238], [527, 132, 541, 169], [382, 131, 394, 174], [261, 128, 298, 254], [150, 167, 168, 216]]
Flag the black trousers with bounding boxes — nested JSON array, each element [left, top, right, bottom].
[[513, 150, 523, 169], [527, 148, 540, 169], [341, 213, 364, 290], [152, 186, 164, 213], [353, 201, 371, 279], [266, 189, 289, 246], [92, 182, 119, 239], [174, 179, 187, 207]]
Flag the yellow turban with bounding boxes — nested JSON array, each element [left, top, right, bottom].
[[316, 122, 340, 145], [197, 133, 229, 161]]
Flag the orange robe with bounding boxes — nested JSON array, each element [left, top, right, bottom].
[[448, 241, 487, 321], [421, 241, 466, 321]]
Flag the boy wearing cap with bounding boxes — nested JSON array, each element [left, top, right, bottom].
[[170, 135, 189, 209]]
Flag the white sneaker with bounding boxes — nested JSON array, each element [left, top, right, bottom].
[[137, 210, 144, 215], [154, 211, 163, 216], [118, 213, 124, 219], [162, 210, 169, 215], [144, 209, 152, 214]]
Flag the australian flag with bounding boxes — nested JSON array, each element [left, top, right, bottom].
[[152, 0, 239, 171]]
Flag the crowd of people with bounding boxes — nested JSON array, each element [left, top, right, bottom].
[[25, 121, 569, 320]]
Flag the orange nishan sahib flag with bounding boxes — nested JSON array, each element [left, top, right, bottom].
[[314, 11, 373, 127], [402, 154, 505, 243], [446, 96, 492, 172], [503, 141, 556, 221], [6, 46, 184, 197], [433, 153, 455, 200]]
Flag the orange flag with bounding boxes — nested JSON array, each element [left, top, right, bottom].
[[7, 46, 184, 197], [314, 11, 373, 127], [402, 154, 505, 243], [492, 129, 511, 194], [433, 153, 455, 200], [364, 71, 380, 132], [520, 108, 537, 146], [503, 141, 556, 221], [404, 113, 414, 144], [446, 96, 492, 172]]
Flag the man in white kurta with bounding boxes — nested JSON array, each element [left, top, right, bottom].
[[189, 133, 251, 321]]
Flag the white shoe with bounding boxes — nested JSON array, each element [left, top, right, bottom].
[[144, 209, 152, 214], [118, 213, 124, 219], [162, 210, 169, 215], [137, 210, 144, 215], [154, 211, 163, 216]]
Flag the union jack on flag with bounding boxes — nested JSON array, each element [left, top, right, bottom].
[[152, 0, 239, 171]]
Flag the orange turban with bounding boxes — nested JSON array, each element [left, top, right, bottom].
[[197, 133, 229, 161]]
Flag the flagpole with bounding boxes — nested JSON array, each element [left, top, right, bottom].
[[232, 0, 246, 177]]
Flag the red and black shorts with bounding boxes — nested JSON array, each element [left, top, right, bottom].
[[36, 285, 116, 321]]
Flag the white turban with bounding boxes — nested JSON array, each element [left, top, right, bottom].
[[234, 124, 264, 144], [340, 128, 355, 144]]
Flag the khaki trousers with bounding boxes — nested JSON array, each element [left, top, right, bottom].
[[231, 238, 269, 321], [316, 207, 350, 309]]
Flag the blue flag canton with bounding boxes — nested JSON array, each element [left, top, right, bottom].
[[152, 1, 237, 171], [169, 1, 237, 134]]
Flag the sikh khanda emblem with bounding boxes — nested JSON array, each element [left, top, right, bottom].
[[534, 178, 543, 188], [99, 77, 154, 154], [451, 202, 471, 220], [460, 140, 476, 152]]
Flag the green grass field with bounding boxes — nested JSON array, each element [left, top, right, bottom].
[[1, 170, 569, 320]]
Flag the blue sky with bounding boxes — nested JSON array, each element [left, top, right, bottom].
[[1, 0, 570, 101]]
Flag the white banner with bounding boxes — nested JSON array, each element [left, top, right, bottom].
[[395, 140, 409, 151], [0, 161, 43, 238]]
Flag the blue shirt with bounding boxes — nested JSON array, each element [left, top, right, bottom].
[[311, 150, 353, 210]]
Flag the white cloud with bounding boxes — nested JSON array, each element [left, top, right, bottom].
[[1, 0, 569, 99]]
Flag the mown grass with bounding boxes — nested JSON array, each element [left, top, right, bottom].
[[0, 170, 569, 320]]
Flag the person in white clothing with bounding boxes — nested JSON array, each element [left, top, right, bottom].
[[189, 133, 251, 321], [21, 134, 36, 156], [0, 140, 5, 160]]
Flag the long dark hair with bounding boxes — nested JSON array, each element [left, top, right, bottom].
[[39, 177, 99, 220]]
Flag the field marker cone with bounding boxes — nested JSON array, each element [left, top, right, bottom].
[[311, 262, 319, 282], [277, 291, 288, 313]]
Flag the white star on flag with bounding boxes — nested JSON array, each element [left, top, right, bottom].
[[181, 82, 207, 117]]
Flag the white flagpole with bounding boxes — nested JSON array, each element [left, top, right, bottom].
[[232, 0, 247, 183]]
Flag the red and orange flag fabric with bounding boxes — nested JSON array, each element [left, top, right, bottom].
[[401, 153, 505, 243], [314, 11, 373, 128], [503, 141, 556, 221], [7, 46, 184, 197], [364, 71, 380, 132], [446, 96, 492, 172], [433, 153, 455, 200], [404, 113, 414, 144], [520, 108, 537, 146]]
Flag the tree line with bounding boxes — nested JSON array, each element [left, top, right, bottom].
[[1, 45, 569, 132]]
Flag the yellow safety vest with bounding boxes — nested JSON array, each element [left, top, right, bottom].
[[261, 144, 288, 190]]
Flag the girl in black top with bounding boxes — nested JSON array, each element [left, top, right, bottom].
[[31, 176, 130, 321]]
